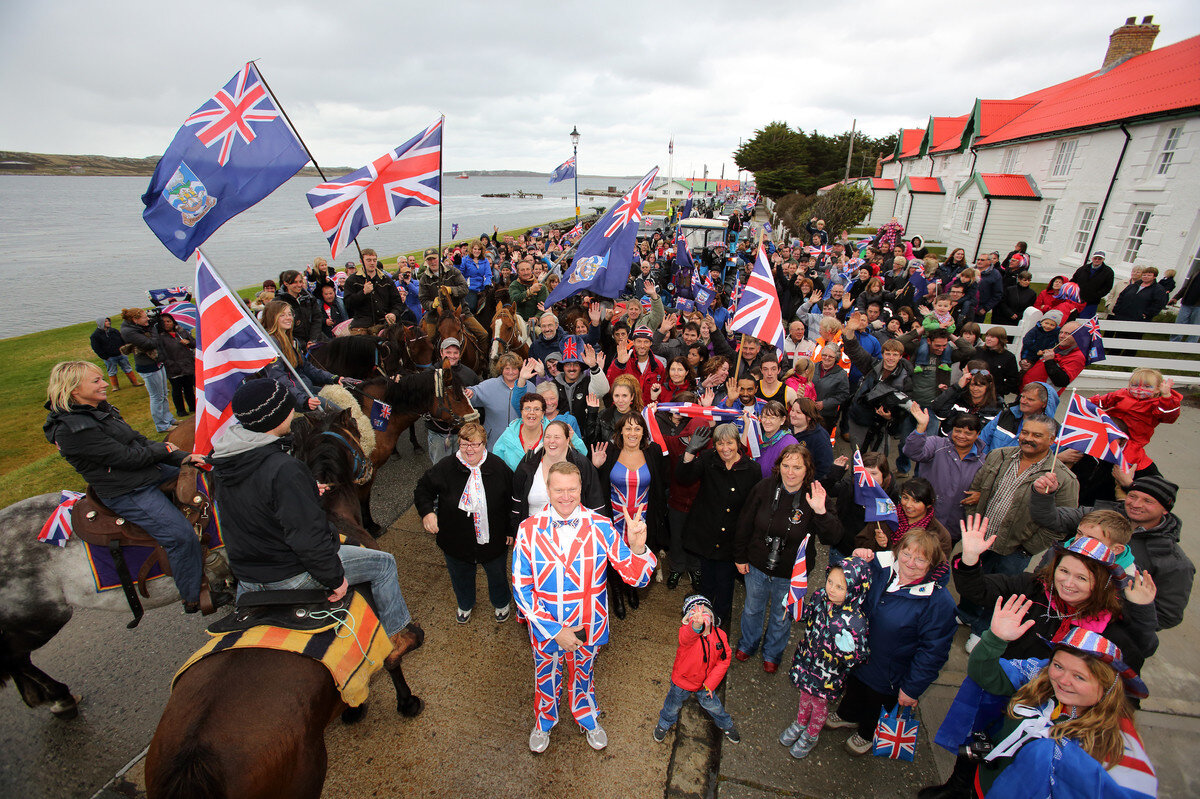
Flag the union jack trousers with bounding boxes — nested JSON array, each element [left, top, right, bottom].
[[512, 506, 657, 731]]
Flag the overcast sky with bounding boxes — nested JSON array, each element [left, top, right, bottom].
[[2, 1, 1198, 178]]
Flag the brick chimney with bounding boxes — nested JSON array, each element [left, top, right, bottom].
[[874, 155, 883, 178], [1102, 15, 1160, 71]]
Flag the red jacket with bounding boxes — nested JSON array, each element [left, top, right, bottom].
[[1090, 388, 1182, 469], [670, 623, 731, 692], [607, 353, 667, 403], [1021, 346, 1085, 395]]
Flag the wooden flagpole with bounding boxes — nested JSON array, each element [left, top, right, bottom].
[[1049, 387, 1077, 473], [437, 115, 445, 282]]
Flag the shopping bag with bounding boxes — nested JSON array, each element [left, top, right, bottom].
[[872, 705, 919, 762]]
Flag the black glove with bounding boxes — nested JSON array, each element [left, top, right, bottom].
[[686, 425, 713, 455]]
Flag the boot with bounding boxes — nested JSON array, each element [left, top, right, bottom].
[[108, 375, 121, 392], [124, 370, 144, 387], [917, 755, 976, 799], [384, 622, 425, 669]]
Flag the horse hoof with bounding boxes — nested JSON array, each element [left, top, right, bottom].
[[341, 703, 368, 724], [398, 696, 424, 718], [50, 696, 79, 720]]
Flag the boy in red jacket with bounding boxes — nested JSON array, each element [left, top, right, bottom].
[[653, 595, 741, 744]]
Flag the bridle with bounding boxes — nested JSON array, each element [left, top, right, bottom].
[[317, 430, 374, 485], [432, 367, 479, 427]]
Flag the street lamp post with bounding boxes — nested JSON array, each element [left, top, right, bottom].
[[570, 125, 580, 223]]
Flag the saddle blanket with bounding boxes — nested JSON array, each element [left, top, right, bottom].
[[172, 591, 391, 707]]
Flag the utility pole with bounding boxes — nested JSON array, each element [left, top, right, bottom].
[[844, 118, 856, 182]]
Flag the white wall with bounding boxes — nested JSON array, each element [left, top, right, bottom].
[[868, 189, 897, 226], [904, 193, 945, 243]]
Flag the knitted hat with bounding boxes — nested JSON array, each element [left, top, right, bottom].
[[681, 594, 714, 620], [1128, 475, 1177, 511], [1040, 626, 1147, 699], [1055, 535, 1129, 587], [231, 378, 293, 433], [631, 326, 655, 340], [1042, 310, 1064, 326]]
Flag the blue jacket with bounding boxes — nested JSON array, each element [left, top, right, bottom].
[[491, 417, 588, 470], [851, 555, 957, 699], [792, 424, 834, 480], [396, 277, 423, 321], [528, 328, 567, 363], [979, 380, 1059, 451], [460, 256, 493, 292], [471, 377, 528, 447], [977, 266, 1004, 314], [1020, 325, 1059, 362]]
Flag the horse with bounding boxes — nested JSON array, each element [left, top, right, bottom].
[[487, 303, 531, 375], [422, 286, 489, 375]]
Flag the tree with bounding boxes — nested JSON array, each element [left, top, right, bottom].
[[735, 124, 898, 199], [776, 185, 874, 242]]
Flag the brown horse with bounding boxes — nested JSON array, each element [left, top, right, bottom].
[[487, 303, 531, 375], [422, 286, 488, 375]]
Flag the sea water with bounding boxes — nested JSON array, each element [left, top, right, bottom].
[[0, 174, 629, 337]]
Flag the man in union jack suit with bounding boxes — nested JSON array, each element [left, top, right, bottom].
[[512, 461, 656, 753]]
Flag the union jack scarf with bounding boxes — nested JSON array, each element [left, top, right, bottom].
[[654, 403, 762, 457], [455, 451, 490, 544], [38, 490, 85, 546]]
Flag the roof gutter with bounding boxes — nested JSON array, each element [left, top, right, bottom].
[[973, 196, 993, 262], [1085, 123, 1132, 266]]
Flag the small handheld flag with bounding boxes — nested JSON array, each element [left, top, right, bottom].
[[782, 534, 810, 621], [369, 399, 392, 431], [729, 245, 787, 355], [853, 448, 898, 523], [1058, 393, 1128, 466]]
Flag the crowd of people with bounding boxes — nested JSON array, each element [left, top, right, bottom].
[[62, 208, 1197, 794]]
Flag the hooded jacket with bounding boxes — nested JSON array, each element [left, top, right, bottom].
[[671, 618, 732, 693], [43, 400, 186, 497], [901, 430, 985, 532], [979, 381, 1060, 451], [209, 426, 344, 590], [119, 319, 162, 373], [90, 320, 125, 360], [789, 558, 872, 700]]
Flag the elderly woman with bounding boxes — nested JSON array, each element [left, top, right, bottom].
[[675, 422, 761, 623], [494, 391, 587, 470], [43, 361, 215, 613], [733, 444, 837, 672], [511, 419, 604, 534], [754, 400, 798, 478], [832, 529, 958, 754], [414, 422, 515, 624]]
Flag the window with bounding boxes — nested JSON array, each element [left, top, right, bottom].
[[1156, 126, 1183, 175], [1122, 208, 1153, 263], [962, 199, 977, 233], [1037, 203, 1056, 245], [1051, 140, 1077, 178], [999, 148, 1019, 173], [1072, 204, 1098, 254]]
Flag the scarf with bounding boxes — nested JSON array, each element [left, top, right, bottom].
[[456, 452, 489, 545], [890, 506, 936, 546], [1047, 588, 1112, 635]]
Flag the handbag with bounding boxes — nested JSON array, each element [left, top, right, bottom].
[[872, 704, 919, 762]]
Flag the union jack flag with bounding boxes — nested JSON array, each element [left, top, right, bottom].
[[604, 170, 657, 238], [656, 403, 743, 421], [566, 222, 583, 240], [183, 63, 284, 167], [641, 406, 669, 455], [729, 245, 786, 355], [160, 301, 198, 331], [193, 251, 281, 456], [853, 448, 897, 523], [806, 244, 831, 258], [1059, 393, 1128, 467], [872, 708, 918, 761], [782, 535, 810, 621], [306, 117, 444, 259], [148, 286, 192, 306], [38, 490, 85, 547]]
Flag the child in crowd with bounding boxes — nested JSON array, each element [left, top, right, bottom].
[[1089, 368, 1182, 474], [653, 595, 740, 744], [921, 294, 957, 335], [785, 357, 818, 400], [780, 559, 871, 759]]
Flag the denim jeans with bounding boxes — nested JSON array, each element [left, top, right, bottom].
[[102, 354, 132, 376], [957, 549, 1033, 635], [236, 544, 412, 636], [667, 508, 699, 575], [443, 551, 511, 611], [139, 367, 177, 432], [1170, 304, 1200, 343], [100, 465, 201, 603], [736, 564, 794, 665], [657, 682, 733, 731]]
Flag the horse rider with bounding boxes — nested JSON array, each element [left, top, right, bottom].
[[210, 378, 423, 669], [417, 248, 490, 347], [43, 361, 231, 613], [343, 248, 406, 333]]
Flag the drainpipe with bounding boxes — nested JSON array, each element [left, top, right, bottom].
[[973, 197, 993, 262], [928, 154, 935, 177], [1085, 124, 1132, 267], [904, 190, 916, 232]]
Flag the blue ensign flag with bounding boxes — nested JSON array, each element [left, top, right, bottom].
[[142, 63, 311, 260], [548, 156, 577, 185], [545, 167, 659, 304]]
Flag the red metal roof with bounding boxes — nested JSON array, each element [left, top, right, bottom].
[[905, 177, 944, 194], [871, 178, 896, 190], [977, 173, 1041, 199], [880, 153, 894, 163], [897, 128, 926, 159], [928, 115, 970, 154], [975, 35, 1200, 146]]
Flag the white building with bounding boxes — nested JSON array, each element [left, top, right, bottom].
[[873, 17, 1200, 283]]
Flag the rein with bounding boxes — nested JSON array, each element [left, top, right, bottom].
[[318, 430, 374, 485]]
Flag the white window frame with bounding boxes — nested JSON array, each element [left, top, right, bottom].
[[962, 199, 977, 233], [999, 148, 1019, 173], [1121, 207, 1153, 264], [1051, 139, 1077, 178], [1156, 126, 1183, 175], [1072, 204, 1098, 254], [1037, 203, 1055, 245]]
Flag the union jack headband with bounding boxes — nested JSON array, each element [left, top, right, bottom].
[[1056, 535, 1130, 587], [1041, 626, 1147, 699]]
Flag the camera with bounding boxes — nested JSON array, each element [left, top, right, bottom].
[[765, 535, 785, 571], [958, 732, 994, 762]]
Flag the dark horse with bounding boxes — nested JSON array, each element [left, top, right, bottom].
[[309, 325, 436, 379], [144, 410, 424, 799]]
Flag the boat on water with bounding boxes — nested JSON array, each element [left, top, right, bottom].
[[456, 172, 469, 179]]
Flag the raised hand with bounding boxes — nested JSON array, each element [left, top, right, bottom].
[[591, 441, 608, 468], [806, 480, 827, 514], [685, 425, 712, 455], [588, 302, 602, 325], [1162, 377, 1174, 397], [834, 455, 850, 468], [958, 513, 994, 566], [1123, 568, 1157, 606], [1032, 472, 1060, 495], [586, 392, 601, 409], [1111, 462, 1135, 489], [643, 280, 658, 299], [725, 376, 738, 403], [594, 351, 606, 372], [990, 594, 1036, 642], [909, 403, 929, 429], [700, 387, 716, 407], [582, 343, 597, 368], [623, 505, 649, 554]]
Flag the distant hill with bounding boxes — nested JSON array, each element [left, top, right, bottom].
[[0, 150, 342, 177]]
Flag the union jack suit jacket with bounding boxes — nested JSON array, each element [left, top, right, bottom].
[[512, 506, 657, 652]]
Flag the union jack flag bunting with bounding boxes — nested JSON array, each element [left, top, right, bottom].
[[872, 706, 918, 761], [306, 117, 444, 259], [782, 534, 810, 621], [548, 156, 577, 185], [546, 167, 659, 305], [1072, 317, 1106, 364], [142, 62, 310, 260], [148, 286, 192, 306], [38, 490, 85, 547], [160, 301, 198, 332], [853, 448, 898, 523], [729, 245, 786, 355], [193, 251, 282, 456], [369, 399, 392, 431], [1059, 393, 1128, 467]]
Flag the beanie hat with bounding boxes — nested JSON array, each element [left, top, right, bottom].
[[231, 378, 293, 433], [1042, 310, 1064, 326], [681, 594, 714, 621], [1128, 475, 1177, 511]]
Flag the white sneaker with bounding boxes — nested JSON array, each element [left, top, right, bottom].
[[965, 633, 981, 654], [529, 727, 550, 753], [584, 724, 608, 750], [456, 607, 472, 624], [494, 603, 512, 623]]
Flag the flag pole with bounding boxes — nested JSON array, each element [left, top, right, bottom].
[[438, 115, 445, 280], [251, 59, 363, 262], [197, 247, 317, 400], [1049, 387, 1076, 472]]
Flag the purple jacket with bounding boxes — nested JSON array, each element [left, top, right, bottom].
[[756, 432, 798, 479], [901, 430, 985, 532]]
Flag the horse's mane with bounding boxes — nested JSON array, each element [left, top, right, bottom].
[[321, 335, 380, 376], [289, 412, 354, 486], [367, 370, 439, 413]]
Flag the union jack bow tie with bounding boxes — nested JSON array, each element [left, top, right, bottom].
[[553, 519, 579, 530]]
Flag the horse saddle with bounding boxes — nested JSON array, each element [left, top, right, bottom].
[[207, 588, 356, 634]]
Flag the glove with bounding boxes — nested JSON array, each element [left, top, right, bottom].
[[686, 426, 713, 455]]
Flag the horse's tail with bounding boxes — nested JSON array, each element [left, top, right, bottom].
[[148, 739, 227, 799]]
